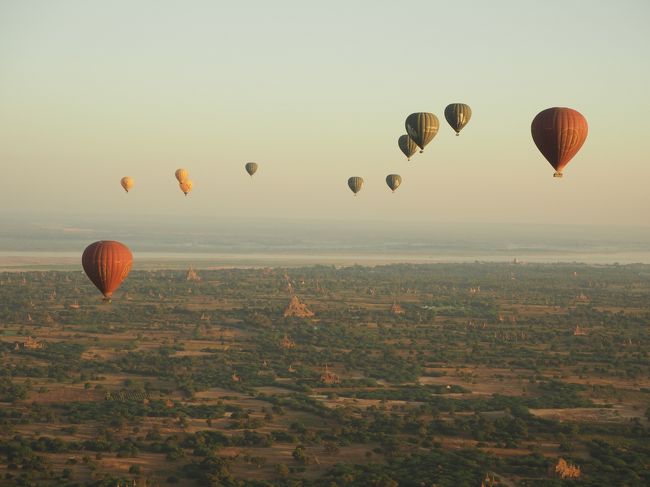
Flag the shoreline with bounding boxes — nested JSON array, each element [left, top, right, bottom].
[[1, 250, 650, 271]]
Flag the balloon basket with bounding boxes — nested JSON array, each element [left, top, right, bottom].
[[553, 172, 563, 178]]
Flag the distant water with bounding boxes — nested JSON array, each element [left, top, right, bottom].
[[1, 216, 649, 269]]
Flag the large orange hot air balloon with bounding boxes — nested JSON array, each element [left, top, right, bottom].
[[82, 241, 133, 302], [531, 107, 588, 178]]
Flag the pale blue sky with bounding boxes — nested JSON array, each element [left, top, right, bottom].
[[1, 0, 649, 226]]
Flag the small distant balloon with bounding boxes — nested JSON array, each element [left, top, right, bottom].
[[245, 162, 258, 177], [175, 168, 189, 183], [180, 180, 193, 196], [120, 177, 134, 193], [347, 177, 363, 195], [385, 174, 402, 192], [405, 112, 439, 153], [398, 135, 418, 161], [82, 240, 133, 302], [531, 107, 588, 178], [444, 103, 472, 136]]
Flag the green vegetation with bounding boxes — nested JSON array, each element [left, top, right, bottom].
[[0, 263, 648, 486]]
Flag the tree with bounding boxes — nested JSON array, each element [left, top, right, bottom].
[[292, 445, 309, 464], [275, 463, 290, 478]]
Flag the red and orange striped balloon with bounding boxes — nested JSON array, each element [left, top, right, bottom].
[[82, 241, 133, 301], [531, 107, 588, 177]]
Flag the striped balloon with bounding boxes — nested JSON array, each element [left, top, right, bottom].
[[531, 107, 588, 177], [245, 162, 258, 176], [82, 241, 133, 301], [405, 112, 439, 152], [347, 177, 364, 195], [444, 103, 472, 136], [398, 135, 418, 160], [385, 174, 402, 192]]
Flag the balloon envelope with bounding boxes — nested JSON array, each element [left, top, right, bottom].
[[180, 180, 193, 195], [245, 162, 258, 176], [385, 174, 402, 192], [347, 177, 363, 195], [82, 241, 133, 300], [398, 135, 418, 160], [175, 168, 189, 183], [531, 107, 588, 177], [120, 177, 134, 193], [444, 103, 472, 135], [405, 112, 439, 151]]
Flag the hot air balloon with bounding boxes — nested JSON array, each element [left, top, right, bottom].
[[180, 180, 193, 195], [531, 107, 588, 177], [444, 103, 472, 136], [348, 177, 363, 195], [175, 168, 189, 183], [120, 177, 134, 193], [82, 241, 132, 302], [398, 135, 418, 161], [245, 162, 258, 177], [386, 174, 402, 192], [405, 112, 439, 152]]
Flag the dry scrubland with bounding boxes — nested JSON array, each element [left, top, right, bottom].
[[0, 263, 649, 486]]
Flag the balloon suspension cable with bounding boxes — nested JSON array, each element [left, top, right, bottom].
[[553, 172, 563, 178]]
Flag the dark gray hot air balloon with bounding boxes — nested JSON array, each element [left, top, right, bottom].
[[398, 135, 418, 161], [347, 177, 363, 196], [405, 112, 439, 152], [385, 174, 402, 193], [444, 103, 472, 136], [245, 162, 258, 177]]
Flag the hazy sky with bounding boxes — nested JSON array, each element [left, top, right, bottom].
[[1, 0, 649, 227]]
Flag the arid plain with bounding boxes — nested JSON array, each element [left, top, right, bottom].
[[1, 263, 649, 486]]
